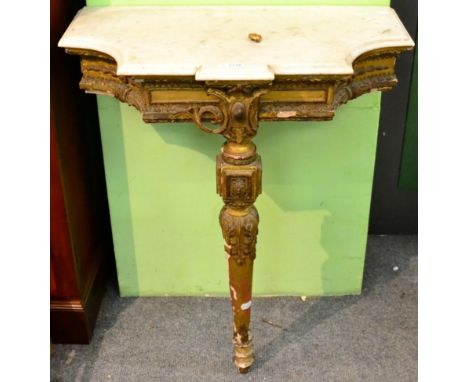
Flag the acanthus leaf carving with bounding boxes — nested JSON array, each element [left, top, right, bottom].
[[220, 206, 259, 266]]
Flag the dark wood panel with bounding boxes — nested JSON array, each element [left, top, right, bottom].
[[50, 241, 110, 344], [50, 123, 79, 300], [50, 0, 114, 343]]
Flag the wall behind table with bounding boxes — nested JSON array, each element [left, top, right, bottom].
[[88, 0, 389, 296]]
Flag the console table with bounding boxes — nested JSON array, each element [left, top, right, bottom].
[[59, 5, 413, 373]]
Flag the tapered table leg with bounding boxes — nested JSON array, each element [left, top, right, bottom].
[[221, 206, 258, 372], [217, 140, 261, 373]]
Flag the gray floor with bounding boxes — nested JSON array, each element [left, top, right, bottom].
[[51, 235, 417, 382]]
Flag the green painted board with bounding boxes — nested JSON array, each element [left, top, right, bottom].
[[89, 0, 389, 296]]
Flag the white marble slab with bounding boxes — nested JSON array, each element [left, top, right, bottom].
[[59, 6, 413, 81]]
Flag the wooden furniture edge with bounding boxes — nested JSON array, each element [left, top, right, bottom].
[[50, 241, 109, 344]]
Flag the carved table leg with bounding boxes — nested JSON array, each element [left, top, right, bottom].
[[217, 140, 261, 373], [221, 205, 258, 373], [187, 87, 266, 373]]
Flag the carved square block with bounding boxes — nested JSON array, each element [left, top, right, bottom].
[[216, 156, 262, 206]]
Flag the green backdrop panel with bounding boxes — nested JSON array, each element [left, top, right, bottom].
[[90, 0, 388, 296]]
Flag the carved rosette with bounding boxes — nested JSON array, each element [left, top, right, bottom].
[[216, 154, 261, 208]]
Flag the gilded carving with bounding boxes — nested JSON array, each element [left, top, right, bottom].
[[206, 88, 267, 143], [220, 206, 259, 266], [67, 46, 408, 127], [216, 154, 262, 207]]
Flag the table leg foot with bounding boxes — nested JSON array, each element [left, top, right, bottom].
[[234, 337, 254, 372]]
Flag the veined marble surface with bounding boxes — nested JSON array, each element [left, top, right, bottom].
[[59, 6, 414, 81]]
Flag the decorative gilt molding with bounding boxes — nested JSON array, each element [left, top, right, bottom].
[[68, 45, 408, 127]]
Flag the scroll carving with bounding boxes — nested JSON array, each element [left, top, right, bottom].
[[173, 87, 268, 143], [206, 88, 267, 143]]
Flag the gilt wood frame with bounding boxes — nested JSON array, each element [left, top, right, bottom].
[[62, 43, 411, 372]]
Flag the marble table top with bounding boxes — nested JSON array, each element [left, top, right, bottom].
[[59, 6, 413, 81]]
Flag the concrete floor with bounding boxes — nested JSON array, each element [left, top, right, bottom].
[[51, 235, 417, 382]]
